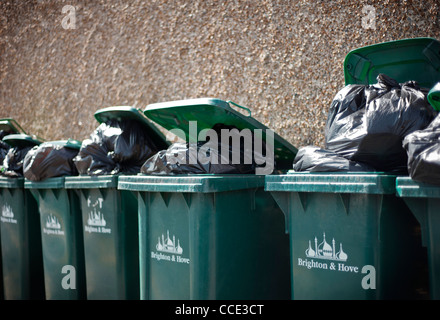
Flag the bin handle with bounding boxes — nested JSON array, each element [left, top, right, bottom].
[[227, 101, 252, 117]]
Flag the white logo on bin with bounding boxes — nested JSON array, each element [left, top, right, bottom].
[[151, 230, 189, 264], [43, 214, 65, 235], [156, 230, 183, 254], [305, 232, 348, 261], [1, 204, 17, 224], [84, 197, 111, 234], [298, 232, 359, 273]]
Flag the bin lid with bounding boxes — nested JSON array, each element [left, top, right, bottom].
[[396, 176, 440, 198], [2, 134, 42, 148], [143, 98, 298, 170], [42, 139, 82, 150], [344, 37, 440, 89], [265, 172, 397, 194], [428, 82, 440, 111], [0, 118, 26, 135], [94, 106, 170, 150], [118, 174, 265, 193]]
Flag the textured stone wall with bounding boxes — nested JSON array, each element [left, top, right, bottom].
[[1, 0, 439, 150]]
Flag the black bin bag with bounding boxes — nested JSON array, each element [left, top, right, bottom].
[[141, 123, 267, 175], [1, 146, 33, 178], [324, 73, 436, 173], [23, 141, 80, 181], [293, 146, 375, 172], [74, 119, 160, 175], [403, 113, 440, 185]]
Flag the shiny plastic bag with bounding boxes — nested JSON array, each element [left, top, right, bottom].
[[141, 123, 267, 175], [23, 142, 79, 181], [293, 146, 375, 172], [403, 113, 440, 185], [0, 146, 33, 178], [325, 74, 435, 173], [74, 119, 160, 175]]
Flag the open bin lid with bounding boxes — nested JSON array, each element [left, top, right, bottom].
[[42, 139, 82, 150], [344, 37, 440, 89], [0, 118, 26, 135], [428, 82, 440, 111], [2, 133, 42, 148], [94, 106, 170, 151], [143, 98, 298, 171]]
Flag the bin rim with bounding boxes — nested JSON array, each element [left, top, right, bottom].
[[117, 173, 265, 193], [264, 172, 398, 194], [64, 174, 119, 189], [24, 176, 66, 189], [396, 176, 440, 198], [0, 176, 24, 188]]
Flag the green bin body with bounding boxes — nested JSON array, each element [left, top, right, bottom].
[[0, 177, 45, 299], [25, 177, 86, 300], [265, 173, 426, 300], [116, 98, 297, 300], [64, 175, 139, 300], [118, 174, 291, 300], [396, 177, 440, 300]]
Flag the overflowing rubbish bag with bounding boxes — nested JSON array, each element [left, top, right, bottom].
[[321, 73, 436, 173], [74, 119, 160, 175], [141, 123, 268, 175], [403, 113, 440, 185], [23, 141, 80, 181], [293, 146, 376, 172], [0, 145, 33, 178]]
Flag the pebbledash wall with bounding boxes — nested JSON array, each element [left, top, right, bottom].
[[1, 0, 439, 149]]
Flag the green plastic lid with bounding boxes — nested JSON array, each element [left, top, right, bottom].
[[0, 118, 26, 135], [428, 82, 440, 111], [143, 98, 298, 170], [41, 139, 82, 150], [344, 37, 440, 89], [2, 134, 42, 148], [94, 106, 169, 151]]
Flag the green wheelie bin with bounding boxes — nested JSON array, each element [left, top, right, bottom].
[[25, 139, 86, 300], [396, 177, 440, 300], [0, 134, 45, 299], [117, 98, 297, 300], [265, 172, 426, 300], [264, 37, 440, 300], [0, 118, 28, 300], [64, 106, 169, 300]]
